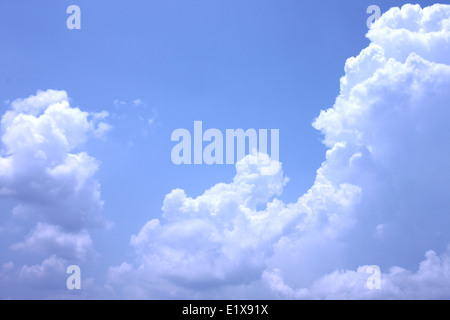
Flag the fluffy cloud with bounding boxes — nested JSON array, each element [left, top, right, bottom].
[[12, 223, 94, 261], [0, 90, 108, 231], [312, 4, 450, 270], [18, 255, 67, 288], [108, 153, 361, 297], [108, 4, 450, 299], [265, 246, 450, 299], [0, 90, 109, 296], [0, 255, 67, 294], [123, 155, 291, 291], [367, 4, 450, 65]]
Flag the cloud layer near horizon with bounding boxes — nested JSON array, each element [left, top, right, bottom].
[[107, 4, 450, 299]]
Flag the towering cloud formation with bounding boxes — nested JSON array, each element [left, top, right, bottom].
[[0, 90, 110, 296], [312, 3, 450, 270], [108, 4, 450, 299]]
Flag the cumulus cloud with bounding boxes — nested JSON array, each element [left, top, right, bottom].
[[125, 155, 290, 290], [265, 246, 450, 299], [367, 4, 450, 65], [107, 153, 361, 297], [18, 255, 67, 288], [0, 90, 109, 296], [0, 89, 109, 231], [108, 4, 450, 299], [12, 223, 94, 261], [312, 3, 450, 269], [0, 255, 68, 291]]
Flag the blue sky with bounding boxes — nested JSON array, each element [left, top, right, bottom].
[[1, 0, 450, 299]]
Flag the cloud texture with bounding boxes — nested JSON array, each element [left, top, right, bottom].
[[108, 4, 450, 299], [0, 90, 109, 297]]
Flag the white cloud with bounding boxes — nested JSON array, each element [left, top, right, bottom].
[[93, 122, 112, 139], [311, 3, 450, 271], [128, 154, 290, 290], [132, 99, 144, 107], [108, 153, 360, 297], [0, 89, 108, 231], [18, 255, 66, 284], [264, 246, 450, 299], [113, 100, 127, 109], [12, 255, 77, 294], [91, 111, 112, 139], [0, 90, 109, 295], [12, 223, 94, 261], [108, 4, 450, 299], [367, 4, 450, 65]]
